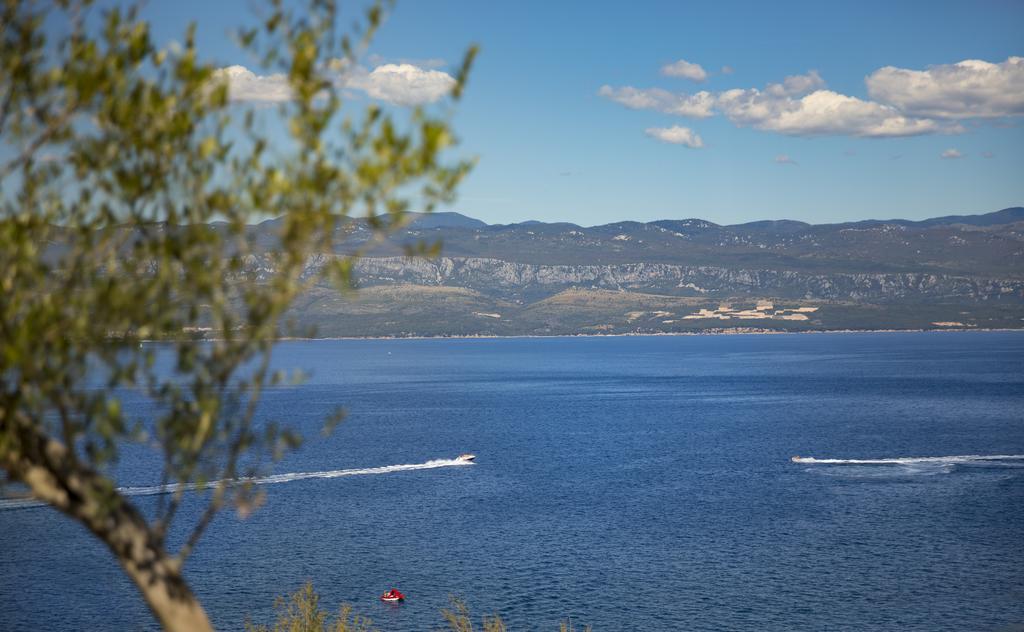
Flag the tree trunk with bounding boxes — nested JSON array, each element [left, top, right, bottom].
[[1, 420, 214, 632]]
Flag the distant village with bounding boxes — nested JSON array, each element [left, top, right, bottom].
[[679, 302, 819, 322]]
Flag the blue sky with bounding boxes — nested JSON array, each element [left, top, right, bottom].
[[141, 0, 1024, 226]]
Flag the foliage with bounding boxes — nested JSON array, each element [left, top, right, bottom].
[[440, 596, 507, 632], [0, 0, 474, 629], [438, 600, 592, 632], [249, 586, 594, 632], [245, 582, 375, 632]]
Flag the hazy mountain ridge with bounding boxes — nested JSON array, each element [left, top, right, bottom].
[[251, 207, 1024, 336], [334, 207, 1024, 278]]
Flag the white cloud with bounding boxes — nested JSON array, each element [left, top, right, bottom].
[[765, 71, 825, 97], [645, 125, 704, 148], [347, 63, 456, 106], [604, 56, 1024, 141], [940, 148, 964, 159], [601, 69, 947, 138], [215, 62, 455, 106], [775, 154, 797, 165], [866, 56, 1024, 119], [597, 85, 715, 118], [661, 59, 707, 82], [215, 65, 292, 103], [716, 86, 946, 137], [721, 65, 735, 75], [716, 70, 941, 137]]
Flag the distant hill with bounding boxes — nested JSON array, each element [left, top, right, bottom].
[[901, 206, 1024, 228], [321, 207, 1024, 280], [834, 207, 1024, 229], [43, 207, 1024, 336], [405, 211, 487, 230], [243, 207, 1024, 336]]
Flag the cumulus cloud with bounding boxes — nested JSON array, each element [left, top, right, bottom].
[[716, 86, 945, 137], [645, 125, 704, 148], [215, 66, 292, 103], [867, 56, 1024, 119], [215, 62, 455, 106], [661, 58, 707, 82], [713, 70, 939, 137], [775, 154, 797, 165], [765, 71, 825, 97], [721, 65, 735, 75], [603, 56, 1024, 141], [940, 148, 964, 159], [347, 63, 456, 106], [598, 85, 715, 118], [601, 70, 948, 138]]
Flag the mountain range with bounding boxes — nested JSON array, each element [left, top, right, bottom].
[[247, 207, 1024, 337]]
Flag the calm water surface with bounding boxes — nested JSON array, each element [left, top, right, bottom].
[[2, 332, 1023, 631]]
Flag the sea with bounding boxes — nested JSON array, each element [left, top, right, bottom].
[[2, 332, 1023, 631]]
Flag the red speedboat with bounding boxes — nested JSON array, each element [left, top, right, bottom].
[[381, 588, 405, 603]]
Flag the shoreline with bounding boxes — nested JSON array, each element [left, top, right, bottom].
[[270, 327, 1024, 342]]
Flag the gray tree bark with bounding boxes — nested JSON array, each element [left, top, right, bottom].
[[1, 416, 214, 632]]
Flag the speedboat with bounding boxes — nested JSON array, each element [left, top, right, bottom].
[[457, 453, 476, 462], [381, 588, 405, 603]]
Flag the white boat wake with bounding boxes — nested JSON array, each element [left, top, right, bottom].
[[0, 457, 474, 511], [791, 454, 1024, 465]]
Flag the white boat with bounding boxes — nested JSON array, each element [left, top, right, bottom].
[[457, 453, 476, 462]]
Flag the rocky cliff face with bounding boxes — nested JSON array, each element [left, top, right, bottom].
[[285, 255, 1024, 303], [238, 209, 1024, 334]]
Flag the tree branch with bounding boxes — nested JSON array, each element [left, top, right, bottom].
[[0, 410, 213, 632]]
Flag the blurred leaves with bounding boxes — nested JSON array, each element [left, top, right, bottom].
[[441, 596, 507, 632], [245, 581, 376, 632], [248, 586, 592, 632], [0, 0, 473, 567]]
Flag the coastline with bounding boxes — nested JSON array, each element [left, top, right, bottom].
[[143, 327, 1024, 344], [271, 327, 1024, 342]]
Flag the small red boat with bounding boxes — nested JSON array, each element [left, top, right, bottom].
[[380, 588, 405, 603]]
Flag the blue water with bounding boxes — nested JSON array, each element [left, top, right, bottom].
[[2, 332, 1023, 631]]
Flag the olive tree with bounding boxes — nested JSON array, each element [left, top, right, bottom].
[[0, 1, 474, 629]]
